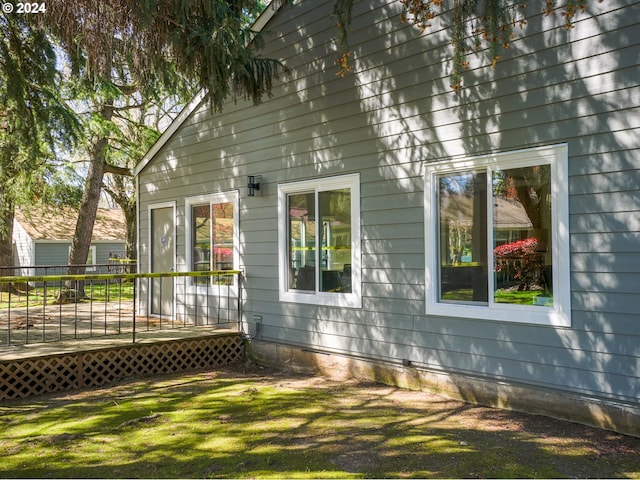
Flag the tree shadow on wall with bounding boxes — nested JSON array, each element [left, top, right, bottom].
[[270, 0, 639, 426]]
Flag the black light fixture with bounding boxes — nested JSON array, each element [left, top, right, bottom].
[[247, 175, 261, 197]]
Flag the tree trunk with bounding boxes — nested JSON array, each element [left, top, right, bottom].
[[103, 172, 136, 268], [68, 137, 108, 277], [68, 95, 114, 281], [0, 186, 16, 290], [123, 199, 137, 264]]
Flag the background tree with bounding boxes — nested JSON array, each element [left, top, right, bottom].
[[61, 72, 192, 271], [33, 0, 280, 275], [100, 92, 188, 261], [0, 13, 78, 280]]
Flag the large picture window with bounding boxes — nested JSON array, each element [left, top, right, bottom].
[[185, 192, 239, 288], [425, 145, 570, 326], [278, 174, 361, 308]]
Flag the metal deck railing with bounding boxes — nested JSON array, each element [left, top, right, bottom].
[[0, 270, 243, 347], [1, 260, 137, 278]]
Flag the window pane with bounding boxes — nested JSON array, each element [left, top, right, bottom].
[[319, 188, 352, 293], [493, 165, 552, 306], [438, 172, 488, 303], [192, 204, 211, 285], [288, 193, 316, 291], [212, 202, 234, 271]]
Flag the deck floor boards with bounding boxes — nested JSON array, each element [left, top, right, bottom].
[[0, 326, 240, 361]]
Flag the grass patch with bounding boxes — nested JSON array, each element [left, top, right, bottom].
[[0, 365, 638, 478], [494, 289, 552, 305], [0, 282, 134, 309], [441, 288, 552, 305]]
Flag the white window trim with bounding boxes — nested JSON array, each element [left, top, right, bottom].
[[185, 191, 240, 295], [278, 173, 362, 308], [424, 144, 571, 327]]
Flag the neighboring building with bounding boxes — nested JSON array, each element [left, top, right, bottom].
[[135, 0, 639, 435], [12, 206, 126, 275]]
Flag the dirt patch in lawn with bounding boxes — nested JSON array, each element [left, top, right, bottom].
[[0, 362, 638, 478]]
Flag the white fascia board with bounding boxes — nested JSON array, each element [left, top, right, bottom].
[[251, 1, 281, 32], [133, 2, 281, 177]]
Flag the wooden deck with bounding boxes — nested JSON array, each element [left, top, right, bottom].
[[0, 327, 245, 400]]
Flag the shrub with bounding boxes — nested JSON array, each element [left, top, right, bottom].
[[494, 238, 545, 290]]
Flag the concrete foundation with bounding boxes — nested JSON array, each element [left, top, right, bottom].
[[247, 340, 640, 438]]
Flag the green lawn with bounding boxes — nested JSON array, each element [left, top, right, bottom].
[[494, 289, 553, 305], [0, 282, 134, 309], [0, 365, 638, 478], [442, 288, 552, 305]]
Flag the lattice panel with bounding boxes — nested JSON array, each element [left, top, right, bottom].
[[80, 336, 244, 388], [0, 355, 78, 399], [0, 334, 244, 400]]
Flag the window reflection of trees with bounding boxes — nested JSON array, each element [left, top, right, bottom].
[[437, 164, 553, 306], [192, 201, 235, 286]]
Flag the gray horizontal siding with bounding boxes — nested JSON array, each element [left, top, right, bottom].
[[571, 192, 640, 214], [572, 272, 640, 294], [572, 232, 640, 252], [34, 243, 69, 266], [137, 0, 640, 406], [568, 149, 640, 176], [32, 242, 123, 268], [572, 252, 640, 273], [572, 310, 640, 336], [571, 212, 640, 233], [95, 244, 124, 264]]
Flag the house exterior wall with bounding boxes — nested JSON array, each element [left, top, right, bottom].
[[34, 243, 123, 267], [11, 220, 34, 275], [12, 210, 125, 275], [137, 0, 640, 432], [93, 243, 123, 266], [22, 242, 124, 275], [34, 243, 70, 269]]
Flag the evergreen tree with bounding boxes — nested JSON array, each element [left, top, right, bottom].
[[33, 0, 280, 275], [0, 13, 78, 277]]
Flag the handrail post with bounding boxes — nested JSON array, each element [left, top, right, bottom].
[[238, 271, 243, 332], [6, 281, 11, 346], [42, 280, 48, 343], [194, 273, 198, 326], [25, 282, 30, 344], [132, 276, 136, 343]]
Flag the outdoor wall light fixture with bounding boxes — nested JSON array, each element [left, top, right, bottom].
[[247, 175, 261, 196]]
